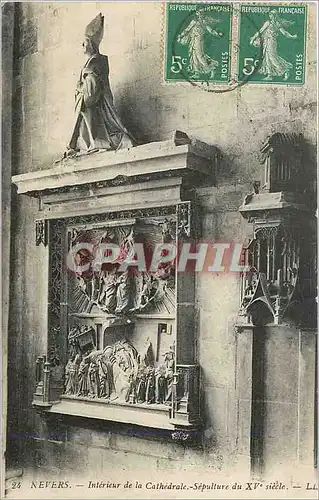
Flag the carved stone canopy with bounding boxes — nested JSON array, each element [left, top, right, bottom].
[[240, 133, 311, 221], [237, 132, 316, 328], [260, 132, 306, 194]]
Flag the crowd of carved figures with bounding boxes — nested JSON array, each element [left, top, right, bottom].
[[69, 220, 176, 316], [74, 268, 175, 315], [64, 327, 175, 405]]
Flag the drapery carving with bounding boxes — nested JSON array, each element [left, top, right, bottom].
[[18, 133, 222, 434]]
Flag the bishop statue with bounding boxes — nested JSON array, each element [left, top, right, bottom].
[[65, 13, 134, 158]]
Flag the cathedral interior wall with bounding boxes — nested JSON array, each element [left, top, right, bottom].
[[6, 1, 317, 481]]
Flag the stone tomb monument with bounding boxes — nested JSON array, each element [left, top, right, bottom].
[[12, 14, 221, 436]]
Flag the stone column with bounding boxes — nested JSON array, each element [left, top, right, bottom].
[[235, 325, 254, 474]]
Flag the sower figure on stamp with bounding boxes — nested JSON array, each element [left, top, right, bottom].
[[250, 10, 297, 82], [65, 13, 134, 158], [177, 10, 223, 80]]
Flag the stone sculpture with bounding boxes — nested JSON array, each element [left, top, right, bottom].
[[145, 367, 156, 404], [71, 223, 175, 316], [64, 13, 134, 158], [77, 357, 89, 396], [155, 365, 167, 403], [63, 335, 176, 407]]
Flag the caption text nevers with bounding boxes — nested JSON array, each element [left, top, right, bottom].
[[10, 479, 319, 492]]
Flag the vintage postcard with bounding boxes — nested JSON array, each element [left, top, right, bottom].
[[2, 1, 318, 499]]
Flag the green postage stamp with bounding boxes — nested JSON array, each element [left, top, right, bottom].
[[164, 3, 232, 83], [164, 2, 307, 86], [237, 4, 307, 84]]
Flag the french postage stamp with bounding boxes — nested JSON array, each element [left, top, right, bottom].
[[237, 4, 307, 84], [164, 2, 232, 84]]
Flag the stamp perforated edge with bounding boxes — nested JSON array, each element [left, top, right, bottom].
[[236, 2, 308, 86], [160, 0, 311, 89]]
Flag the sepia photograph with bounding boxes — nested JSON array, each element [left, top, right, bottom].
[[2, 1, 317, 498]]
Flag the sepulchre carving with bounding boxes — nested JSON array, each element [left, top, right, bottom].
[[63, 326, 176, 407]]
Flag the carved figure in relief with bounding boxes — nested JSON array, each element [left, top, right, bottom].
[[64, 354, 80, 395], [64, 356, 75, 395], [164, 346, 175, 403], [131, 272, 144, 311], [97, 357, 110, 398], [161, 218, 175, 244], [98, 268, 118, 313], [138, 273, 153, 308], [117, 227, 136, 263], [63, 334, 177, 406], [125, 373, 136, 404], [145, 367, 156, 404], [67, 329, 79, 360], [71, 222, 176, 316], [177, 10, 223, 79], [65, 14, 134, 158], [155, 365, 167, 404], [77, 357, 89, 396], [243, 267, 259, 299], [88, 360, 100, 398], [249, 10, 297, 81], [140, 337, 154, 368], [135, 367, 147, 403]]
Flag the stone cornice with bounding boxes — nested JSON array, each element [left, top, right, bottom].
[[12, 138, 220, 196]]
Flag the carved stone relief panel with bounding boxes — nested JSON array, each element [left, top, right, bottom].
[[59, 213, 178, 408], [32, 203, 201, 433]]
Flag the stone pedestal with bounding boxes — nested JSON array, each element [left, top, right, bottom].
[[236, 324, 317, 477]]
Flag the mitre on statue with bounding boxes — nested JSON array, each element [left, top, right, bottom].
[[85, 13, 104, 48]]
